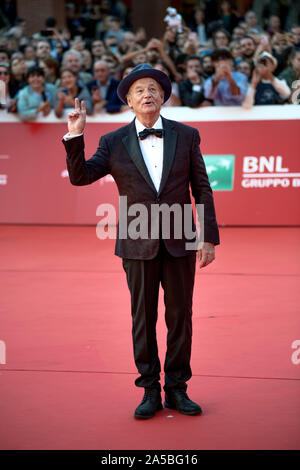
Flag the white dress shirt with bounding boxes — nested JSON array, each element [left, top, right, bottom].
[[135, 116, 164, 192], [63, 115, 164, 192], [63, 131, 83, 141]]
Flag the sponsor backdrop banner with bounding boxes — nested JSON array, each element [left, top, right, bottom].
[[0, 113, 299, 226]]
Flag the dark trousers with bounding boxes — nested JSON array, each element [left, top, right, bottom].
[[122, 239, 196, 393]]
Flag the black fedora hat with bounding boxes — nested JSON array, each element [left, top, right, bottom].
[[117, 63, 172, 104]]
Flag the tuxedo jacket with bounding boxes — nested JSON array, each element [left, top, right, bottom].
[[63, 116, 220, 260]]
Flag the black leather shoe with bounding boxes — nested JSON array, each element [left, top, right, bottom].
[[164, 389, 202, 415], [134, 388, 163, 419]]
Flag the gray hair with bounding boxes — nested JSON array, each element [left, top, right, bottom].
[[93, 60, 109, 70], [62, 49, 83, 65]]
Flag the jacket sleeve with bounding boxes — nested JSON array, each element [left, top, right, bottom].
[[189, 129, 220, 245], [63, 134, 111, 186], [105, 87, 123, 113]]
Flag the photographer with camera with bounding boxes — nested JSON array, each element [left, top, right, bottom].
[[242, 51, 290, 109], [204, 48, 248, 106], [179, 55, 211, 107], [40, 17, 69, 54]]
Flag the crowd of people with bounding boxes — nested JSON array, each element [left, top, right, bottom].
[[0, 0, 299, 120]]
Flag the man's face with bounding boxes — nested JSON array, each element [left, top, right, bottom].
[[36, 41, 51, 59], [109, 19, 121, 32], [0, 37, 8, 48], [101, 54, 117, 74], [24, 46, 35, 60], [146, 48, 160, 64], [65, 54, 81, 73], [291, 27, 300, 45], [126, 77, 164, 119], [122, 32, 136, 49], [291, 52, 300, 73], [232, 27, 245, 41], [94, 62, 109, 83], [0, 51, 9, 62], [214, 31, 229, 47], [213, 57, 233, 75], [92, 41, 105, 57], [176, 33, 186, 49], [186, 59, 202, 76], [240, 38, 256, 57], [272, 36, 289, 55], [133, 52, 147, 65], [202, 56, 214, 74]]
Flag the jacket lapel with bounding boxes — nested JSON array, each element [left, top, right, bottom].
[[122, 120, 157, 194], [158, 117, 177, 197]]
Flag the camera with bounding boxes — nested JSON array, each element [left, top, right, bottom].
[[258, 58, 268, 66], [40, 30, 53, 37]]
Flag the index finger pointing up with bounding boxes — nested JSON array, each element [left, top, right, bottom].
[[74, 97, 80, 112], [80, 100, 86, 115]]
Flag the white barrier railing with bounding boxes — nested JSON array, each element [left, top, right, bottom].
[[0, 104, 299, 123]]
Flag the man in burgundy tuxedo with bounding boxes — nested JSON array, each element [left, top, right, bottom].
[[63, 64, 220, 419]]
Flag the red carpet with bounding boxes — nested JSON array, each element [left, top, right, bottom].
[[0, 225, 299, 449]]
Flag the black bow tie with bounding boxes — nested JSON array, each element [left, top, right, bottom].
[[138, 128, 164, 140]]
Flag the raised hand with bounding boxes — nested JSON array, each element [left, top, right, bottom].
[[67, 97, 86, 136], [36, 100, 51, 116], [187, 68, 201, 84], [42, 101, 51, 116], [91, 87, 102, 104], [251, 68, 261, 88]]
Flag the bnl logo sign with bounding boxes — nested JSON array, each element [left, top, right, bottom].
[[0, 340, 6, 364], [203, 155, 235, 190]]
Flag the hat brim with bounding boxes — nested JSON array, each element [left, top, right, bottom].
[[255, 53, 278, 69], [117, 68, 172, 104]]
